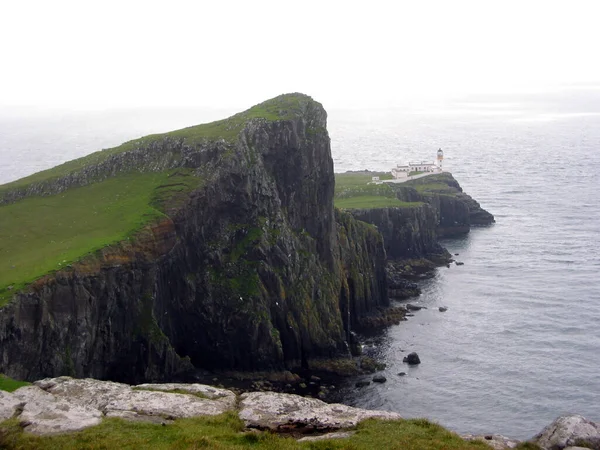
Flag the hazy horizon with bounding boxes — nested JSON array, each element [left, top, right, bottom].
[[2, 0, 600, 111]]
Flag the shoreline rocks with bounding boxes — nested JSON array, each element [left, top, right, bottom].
[[2, 376, 599, 450]]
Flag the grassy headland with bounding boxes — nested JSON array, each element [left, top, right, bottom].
[[334, 172, 422, 209], [0, 94, 315, 305], [0, 93, 313, 196]]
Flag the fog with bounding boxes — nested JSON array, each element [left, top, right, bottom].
[[1, 0, 600, 110]]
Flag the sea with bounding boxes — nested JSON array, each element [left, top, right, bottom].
[[0, 87, 599, 439]]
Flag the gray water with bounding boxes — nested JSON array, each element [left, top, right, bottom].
[[1, 89, 599, 438]]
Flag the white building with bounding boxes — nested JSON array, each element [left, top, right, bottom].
[[391, 149, 444, 180]]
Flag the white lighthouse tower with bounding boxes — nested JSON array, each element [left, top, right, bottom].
[[437, 148, 444, 171]]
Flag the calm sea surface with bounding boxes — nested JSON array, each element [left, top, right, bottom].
[[1, 89, 599, 439]]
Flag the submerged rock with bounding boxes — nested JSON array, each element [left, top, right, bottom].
[[238, 391, 401, 431], [403, 352, 421, 365], [532, 414, 600, 450]]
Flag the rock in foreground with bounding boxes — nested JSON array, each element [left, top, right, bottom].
[[1, 377, 236, 435], [239, 391, 402, 431], [532, 414, 600, 450]]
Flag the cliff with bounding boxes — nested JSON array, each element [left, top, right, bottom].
[[335, 172, 494, 260], [0, 94, 389, 383]]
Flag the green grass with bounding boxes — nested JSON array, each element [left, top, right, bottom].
[[0, 412, 492, 450], [0, 374, 30, 392], [0, 93, 316, 197], [334, 172, 393, 195], [0, 170, 202, 305], [335, 196, 421, 209], [334, 173, 422, 210]]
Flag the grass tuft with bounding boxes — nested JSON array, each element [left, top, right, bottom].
[[0, 374, 30, 392]]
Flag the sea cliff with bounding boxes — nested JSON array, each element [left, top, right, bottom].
[[0, 93, 492, 385]]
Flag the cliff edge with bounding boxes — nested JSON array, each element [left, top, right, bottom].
[[0, 94, 388, 383]]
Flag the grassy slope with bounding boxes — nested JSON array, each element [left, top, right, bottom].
[[334, 172, 422, 210], [0, 93, 312, 195], [0, 169, 200, 306], [0, 374, 30, 392], [0, 94, 313, 306], [0, 413, 495, 450]]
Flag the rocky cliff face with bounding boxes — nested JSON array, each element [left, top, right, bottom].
[[0, 95, 388, 383], [346, 174, 494, 260]]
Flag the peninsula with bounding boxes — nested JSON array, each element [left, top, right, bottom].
[[0, 93, 492, 384]]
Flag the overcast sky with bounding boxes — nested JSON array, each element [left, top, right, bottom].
[[2, 0, 599, 110]]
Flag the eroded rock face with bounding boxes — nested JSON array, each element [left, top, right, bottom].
[[238, 391, 401, 431], [532, 415, 600, 450]]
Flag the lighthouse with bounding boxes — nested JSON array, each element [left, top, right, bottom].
[[437, 148, 444, 170]]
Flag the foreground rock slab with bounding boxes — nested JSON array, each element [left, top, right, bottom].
[[0, 377, 238, 435], [239, 391, 402, 431], [532, 414, 600, 450], [12, 386, 102, 435]]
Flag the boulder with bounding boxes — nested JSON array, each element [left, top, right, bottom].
[[373, 375, 387, 383], [403, 352, 421, 365], [439, 306, 448, 312], [355, 380, 371, 388], [12, 385, 102, 435], [406, 304, 426, 311], [532, 415, 600, 450], [238, 391, 401, 431]]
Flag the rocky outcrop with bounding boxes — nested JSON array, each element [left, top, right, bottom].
[[346, 173, 494, 259], [0, 377, 403, 436], [349, 204, 448, 260], [238, 391, 402, 431], [0, 94, 389, 383], [0, 377, 236, 434], [532, 415, 600, 450]]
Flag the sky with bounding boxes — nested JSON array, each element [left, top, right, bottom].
[[1, 0, 600, 110]]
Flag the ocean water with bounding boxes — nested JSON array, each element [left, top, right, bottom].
[[1, 89, 599, 438]]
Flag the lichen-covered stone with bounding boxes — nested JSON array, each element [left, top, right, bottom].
[[0, 390, 22, 421], [12, 385, 102, 435], [238, 391, 401, 431], [532, 414, 600, 450]]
